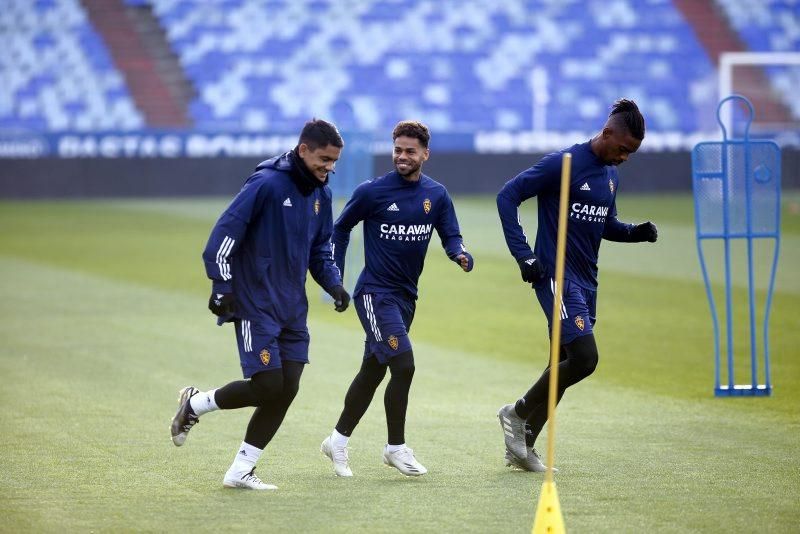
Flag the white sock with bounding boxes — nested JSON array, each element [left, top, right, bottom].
[[386, 443, 404, 453], [229, 441, 263, 474], [331, 429, 349, 448], [189, 389, 219, 416]]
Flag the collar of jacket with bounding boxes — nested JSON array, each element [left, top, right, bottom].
[[288, 147, 327, 196]]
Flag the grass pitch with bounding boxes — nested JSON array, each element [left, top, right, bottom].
[[0, 193, 798, 533]]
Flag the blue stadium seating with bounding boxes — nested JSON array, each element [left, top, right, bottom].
[[0, 0, 795, 136], [0, 0, 143, 132], [717, 0, 800, 119], [139, 0, 716, 135]]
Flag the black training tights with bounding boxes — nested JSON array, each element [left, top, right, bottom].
[[515, 334, 598, 446], [213, 361, 305, 450], [335, 350, 415, 445]]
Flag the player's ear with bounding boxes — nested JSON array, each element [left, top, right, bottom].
[[601, 126, 614, 139], [422, 148, 430, 162], [298, 143, 309, 157]]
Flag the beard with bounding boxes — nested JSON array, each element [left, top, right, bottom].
[[395, 161, 420, 177]]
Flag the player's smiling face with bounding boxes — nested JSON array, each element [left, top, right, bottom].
[[299, 143, 342, 182], [393, 135, 429, 180], [599, 127, 642, 166]]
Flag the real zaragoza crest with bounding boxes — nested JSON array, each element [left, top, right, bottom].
[[609, 179, 615, 193], [314, 199, 320, 215], [423, 198, 431, 214], [574, 316, 585, 331], [388, 335, 399, 350], [260, 349, 271, 365]]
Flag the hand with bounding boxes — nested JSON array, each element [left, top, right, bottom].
[[456, 252, 474, 272], [631, 221, 658, 243], [208, 292, 237, 317], [329, 285, 350, 312], [517, 254, 545, 283]]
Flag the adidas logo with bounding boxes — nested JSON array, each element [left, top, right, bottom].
[[387, 203, 399, 212], [580, 183, 591, 191], [283, 197, 292, 207]]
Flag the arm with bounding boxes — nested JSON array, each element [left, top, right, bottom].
[[309, 191, 344, 293], [496, 154, 560, 261], [202, 178, 264, 320], [496, 154, 560, 282], [330, 182, 371, 277], [602, 199, 658, 243], [202, 179, 263, 294], [435, 192, 473, 272]]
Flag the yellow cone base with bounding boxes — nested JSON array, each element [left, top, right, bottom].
[[532, 481, 565, 534]]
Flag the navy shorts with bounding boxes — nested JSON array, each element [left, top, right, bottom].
[[354, 292, 416, 364], [234, 312, 310, 378], [534, 277, 596, 345]]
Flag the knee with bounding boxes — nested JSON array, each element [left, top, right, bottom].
[[281, 377, 300, 404], [388, 351, 415, 384], [572, 345, 598, 379], [355, 357, 388, 388], [566, 335, 598, 379], [577, 352, 598, 378], [249, 370, 283, 406]]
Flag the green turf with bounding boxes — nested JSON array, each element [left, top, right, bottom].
[[1, 194, 798, 533]]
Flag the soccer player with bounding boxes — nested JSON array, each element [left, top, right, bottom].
[[496, 99, 658, 471], [169, 119, 351, 490], [320, 121, 473, 477]]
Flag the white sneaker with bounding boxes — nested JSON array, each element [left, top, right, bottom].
[[497, 404, 528, 460], [321, 436, 353, 477], [382, 445, 427, 476], [504, 447, 557, 473], [223, 467, 277, 490]]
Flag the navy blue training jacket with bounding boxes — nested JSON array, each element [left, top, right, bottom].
[[202, 152, 342, 322]]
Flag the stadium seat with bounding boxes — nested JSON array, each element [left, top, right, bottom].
[[0, 0, 143, 132], [133, 0, 716, 135]]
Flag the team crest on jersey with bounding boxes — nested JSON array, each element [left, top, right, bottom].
[[388, 335, 399, 350], [423, 198, 431, 214], [314, 199, 320, 215], [260, 349, 271, 365], [609, 179, 615, 193], [574, 316, 585, 331]]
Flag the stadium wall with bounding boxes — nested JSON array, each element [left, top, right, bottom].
[[0, 150, 797, 198]]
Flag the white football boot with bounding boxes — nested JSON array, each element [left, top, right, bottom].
[[382, 446, 427, 476], [222, 467, 277, 490], [321, 436, 353, 477], [504, 447, 557, 473], [497, 404, 528, 460]]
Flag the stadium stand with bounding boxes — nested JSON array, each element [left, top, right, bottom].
[[136, 0, 715, 134], [1, 0, 795, 135], [0, 0, 143, 131], [715, 0, 800, 119]]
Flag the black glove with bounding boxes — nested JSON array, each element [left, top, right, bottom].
[[631, 221, 658, 243], [517, 254, 545, 283], [329, 285, 350, 312], [208, 292, 237, 318], [455, 252, 474, 272]]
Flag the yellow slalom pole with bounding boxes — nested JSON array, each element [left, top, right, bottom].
[[532, 152, 571, 534]]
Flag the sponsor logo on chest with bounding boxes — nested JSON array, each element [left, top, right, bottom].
[[379, 222, 433, 242], [570, 202, 609, 223]]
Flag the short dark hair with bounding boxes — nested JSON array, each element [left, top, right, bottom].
[[609, 99, 645, 140], [392, 120, 430, 148], [298, 119, 343, 150]]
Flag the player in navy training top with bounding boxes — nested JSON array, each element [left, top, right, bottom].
[[496, 100, 658, 472], [320, 121, 474, 477], [169, 119, 351, 490]]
